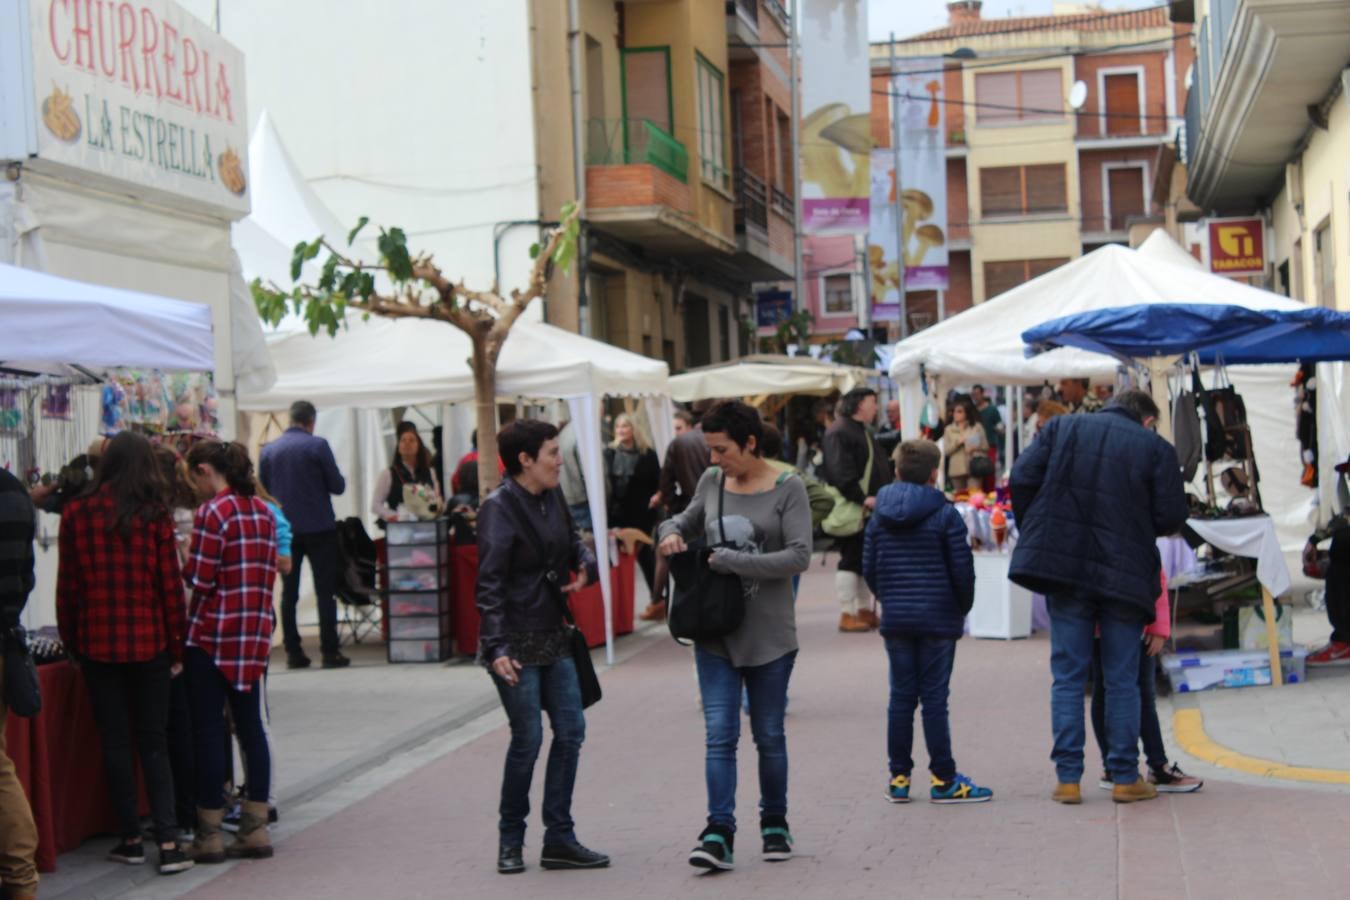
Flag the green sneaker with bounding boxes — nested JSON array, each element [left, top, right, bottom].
[[930, 773, 994, 804], [688, 825, 734, 871], [887, 773, 913, 804], [761, 815, 792, 862]]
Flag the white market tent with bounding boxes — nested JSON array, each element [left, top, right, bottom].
[[669, 354, 872, 402], [0, 262, 215, 371], [888, 234, 1321, 571]]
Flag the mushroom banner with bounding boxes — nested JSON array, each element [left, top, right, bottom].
[[800, 0, 871, 235]]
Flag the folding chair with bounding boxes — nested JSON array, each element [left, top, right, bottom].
[[335, 517, 383, 645]]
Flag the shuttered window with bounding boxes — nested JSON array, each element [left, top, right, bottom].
[[975, 68, 1063, 124], [1103, 73, 1141, 136], [980, 164, 1067, 217], [1107, 166, 1145, 230], [983, 258, 1070, 299], [623, 48, 672, 131]]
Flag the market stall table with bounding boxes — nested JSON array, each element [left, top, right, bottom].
[[3, 660, 144, 873]]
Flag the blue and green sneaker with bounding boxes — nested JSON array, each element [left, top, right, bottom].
[[689, 824, 734, 871], [930, 773, 993, 804], [887, 773, 912, 804], [761, 815, 793, 862]]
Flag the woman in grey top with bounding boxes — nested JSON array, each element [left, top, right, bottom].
[[657, 401, 812, 872]]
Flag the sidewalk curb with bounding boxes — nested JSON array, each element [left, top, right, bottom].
[[1172, 708, 1350, 785]]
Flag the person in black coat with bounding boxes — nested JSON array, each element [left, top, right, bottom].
[[822, 388, 891, 633], [603, 414, 661, 596], [476, 420, 607, 875], [1009, 389, 1187, 805]]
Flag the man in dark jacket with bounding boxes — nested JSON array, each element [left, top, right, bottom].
[[1010, 389, 1187, 805], [823, 388, 891, 632], [0, 467, 40, 899], [259, 400, 349, 670], [863, 440, 991, 805]]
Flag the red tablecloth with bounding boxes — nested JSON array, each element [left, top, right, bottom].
[[4, 660, 128, 872], [451, 546, 636, 656]]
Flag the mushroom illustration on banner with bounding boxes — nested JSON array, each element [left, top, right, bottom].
[[803, 103, 873, 205]]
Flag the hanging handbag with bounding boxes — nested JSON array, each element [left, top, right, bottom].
[[821, 435, 875, 538], [2, 623, 42, 718], [968, 451, 994, 479], [668, 470, 746, 644]]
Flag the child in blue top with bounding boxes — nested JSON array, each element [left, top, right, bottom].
[[863, 439, 992, 805]]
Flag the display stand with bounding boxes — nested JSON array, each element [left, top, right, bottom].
[[384, 519, 451, 662], [968, 552, 1032, 639]]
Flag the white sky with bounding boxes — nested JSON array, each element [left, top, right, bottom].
[[867, 0, 1163, 41]]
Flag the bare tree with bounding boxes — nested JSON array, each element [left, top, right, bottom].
[[253, 203, 581, 498]]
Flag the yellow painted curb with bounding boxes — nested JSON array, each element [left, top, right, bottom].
[[1173, 708, 1350, 785]]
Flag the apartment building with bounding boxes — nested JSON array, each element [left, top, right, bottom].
[[533, 0, 796, 370], [861, 0, 1191, 330], [1182, 0, 1350, 309]]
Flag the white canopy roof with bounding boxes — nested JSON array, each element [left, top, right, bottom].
[[0, 262, 214, 371], [669, 355, 871, 402], [888, 238, 1304, 385], [237, 316, 668, 410]]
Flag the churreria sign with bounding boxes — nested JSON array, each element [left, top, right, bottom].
[[1206, 217, 1265, 277]]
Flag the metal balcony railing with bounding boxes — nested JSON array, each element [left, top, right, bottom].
[[727, 0, 758, 28], [1182, 84, 1199, 167], [771, 186, 793, 221], [586, 118, 689, 183], [734, 167, 768, 232]]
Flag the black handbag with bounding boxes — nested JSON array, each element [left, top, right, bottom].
[[968, 452, 994, 479], [2, 624, 42, 718], [668, 471, 745, 644]]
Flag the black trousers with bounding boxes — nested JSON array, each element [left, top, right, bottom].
[[165, 671, 195, 828], [837, 532, 865, 574], [280, 529, 341, 656], [81, 654, 178, 843], [1327, 530, 1350, 645]]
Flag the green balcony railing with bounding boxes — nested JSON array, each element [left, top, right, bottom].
[[586, 118, 689, 183]]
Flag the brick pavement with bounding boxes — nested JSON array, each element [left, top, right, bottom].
[[113, 566, 1350, 899]]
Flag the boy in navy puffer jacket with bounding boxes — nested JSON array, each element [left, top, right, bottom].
[[863, 440, 992, 805]]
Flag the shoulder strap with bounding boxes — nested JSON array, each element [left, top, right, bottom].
[[506, 487, 578, 627], [861, 431, 874, 493], [717, 468, 728, 544]]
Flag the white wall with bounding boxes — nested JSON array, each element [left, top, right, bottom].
[[177, 0, 542, 305]]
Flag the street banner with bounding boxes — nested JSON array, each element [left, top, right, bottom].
[[800, 0, 870, 235], [756, 290, 794, 332], [868, 150, 900, 321], [1205, 217, 1265, 276], [895, 56, 948, 291]]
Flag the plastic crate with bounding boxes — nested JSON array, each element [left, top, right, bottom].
[[388, 614, 450, 640], [388, 636, 451, 663], [388, 592, 444, 617], [1162, 646, 1309, 692], [387, 544, 445, 569], [385, 520, 447, 546]]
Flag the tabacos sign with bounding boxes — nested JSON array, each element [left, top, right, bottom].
[[24, 0, 249, 214], [1206, 217, 1265, 276]]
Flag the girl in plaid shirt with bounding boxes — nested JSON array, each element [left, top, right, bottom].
[[183, 441, 278, 864]]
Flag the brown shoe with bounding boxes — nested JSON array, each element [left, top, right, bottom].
[[225, 801, 274, 859], [1112, 780, 1159, 804], [838, 613, 871, 633], [1051, 782, 1082, 805], [190, 807, 227, 864], [639, 601, 667, 622], [857, 608, 880, 629]]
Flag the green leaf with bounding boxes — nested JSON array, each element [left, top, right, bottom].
[[319, 255, 339, 293], [290, 241, 308, 281], [560, 201, 577, 219], [377, 226, 413, 281], [528, 242, 541, 260], [347, 216, 370, 246]]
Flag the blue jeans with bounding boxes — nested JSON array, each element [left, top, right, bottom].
[[186, 647, 270, 810], [491, 656, 585, 847], [1091, 638, 1168, 772], [695, 647, 796, 832], [883, 635, 957, 781], [1048, 595, 1145, 785]]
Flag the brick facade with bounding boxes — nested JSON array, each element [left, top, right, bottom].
[[586, 164, 691, 212], [1079, 146, 1158, 233]]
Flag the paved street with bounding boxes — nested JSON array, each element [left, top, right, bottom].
[[58, 563, 1345, 900]]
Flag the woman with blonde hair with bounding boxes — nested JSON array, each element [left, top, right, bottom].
[[604, 413, 661, 595]]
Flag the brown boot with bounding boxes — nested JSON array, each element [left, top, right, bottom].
[[226, 801, 274, 859], [190, 807, 227, 863], [639, 601, 667, 621], [838, 613, 871, 633], [1051, 782, 1082, 805], [857, 608, 880, 629], [1112, 780, 1158, 804]]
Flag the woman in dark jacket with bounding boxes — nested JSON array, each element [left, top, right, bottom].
[[604, 413, 661, 593], [476, 419, 607, 876]]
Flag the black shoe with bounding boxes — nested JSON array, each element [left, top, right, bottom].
[[761, 815, 793, 862], [106, 840, 145, 865], [321, 653, 351, 669], [158, 845, 195, 875], [688, 825, 734, 872], [286, 652, 311, 670], [540, 840, 610, 870], [497, 845, 525, 875]]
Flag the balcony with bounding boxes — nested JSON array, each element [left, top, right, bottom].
[[731, 167, 794, 280], [586, 118, 735, 256], [1185, 0, 1350, 210], [735, 168, 769, 236]]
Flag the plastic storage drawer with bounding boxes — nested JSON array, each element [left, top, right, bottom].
[[388, 637, 451, 663], [385, 520, 447, 546], [388, 614, 450, 640]]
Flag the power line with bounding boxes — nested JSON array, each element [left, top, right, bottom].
[[878, 90, 1179, 122], [307, 173, 537, 195], [887, 3, 1173, 46]]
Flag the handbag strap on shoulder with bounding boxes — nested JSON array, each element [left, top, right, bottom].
[[509, 487, 579, 628]]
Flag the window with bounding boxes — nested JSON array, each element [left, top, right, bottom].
[[1106, 166, 1145, 230], [718, 305, 731, 361], [1314, 219, 1335, 308], [822, 273, 854, 315], [696, 53, 730, 191], [983, 258, 1069, 300], [623, 48, 672, 131], [776, 110, 791, 192], [979, 164, 1067, 217], [1102, 72, 1141, 136], [974, 69, 1063, 124]]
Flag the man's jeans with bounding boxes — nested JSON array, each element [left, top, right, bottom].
[[280, 530, 340, 657], [491, 656, 585, 848], [1091, 638, 1168, 773], [1047, 595, 1146, 785], [883, 635, 957, 781], [695, 646, 796, 832]]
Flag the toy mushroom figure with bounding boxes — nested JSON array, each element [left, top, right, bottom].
[[900, 189, 934, 252], [908, 224, 946, 266]]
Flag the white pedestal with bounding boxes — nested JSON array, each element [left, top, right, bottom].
[[967, 552, 1032, 640]]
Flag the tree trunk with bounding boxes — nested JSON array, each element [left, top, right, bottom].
[[471, 334, 502, 500]]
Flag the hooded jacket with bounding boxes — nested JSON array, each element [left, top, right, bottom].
[[862, 481, 975, 639]]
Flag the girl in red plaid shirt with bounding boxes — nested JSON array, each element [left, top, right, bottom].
[[182, 441, 278, 864]]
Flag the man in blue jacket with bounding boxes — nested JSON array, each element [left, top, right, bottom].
[[864, 440, 992, 805], [1010, 389, 1187, 805], [260, 400, 349, 670]]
